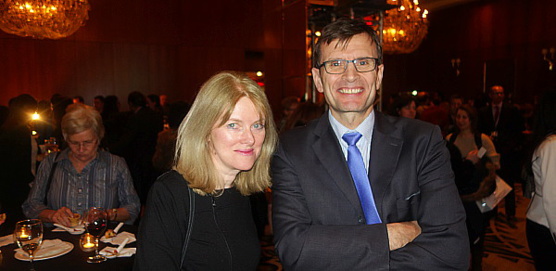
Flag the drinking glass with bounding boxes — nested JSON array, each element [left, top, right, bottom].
[[13, 219, 43, 270], [84, 207, 108, 263]]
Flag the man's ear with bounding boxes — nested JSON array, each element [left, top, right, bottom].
[[375, 64, 384, 89], [312, 68, 324, 93]]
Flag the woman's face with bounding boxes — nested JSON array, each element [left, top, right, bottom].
[[398, 100, 416, 119], [67, 129, 99, 164], [455, 109, 471, 131], [210, 97, 266, 181]]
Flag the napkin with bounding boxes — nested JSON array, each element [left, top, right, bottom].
[[100, 231, 136, 245], [53, 223, 85, 234], [99, 246, 136, 258], [15, 239, 72, 259], [0, 234, 13, 247]]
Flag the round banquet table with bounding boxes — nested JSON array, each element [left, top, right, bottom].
[[0, 222, 136, 271]]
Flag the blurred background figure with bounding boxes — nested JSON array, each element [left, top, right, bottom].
[[100, 95, 125, 150], [111, 91, 163, 205], [0, 105, 8, 127], [281, 102, 326, 132], [34, 99, 55, 144], [478, 85, 525, 226], [146, 94, 164, 115], [72, 95, 85, 104], [0, 94, 38, 233], [444, 94, 464, 135], [388, 95, 417, 119], [51, 95, 73, 149], [93, 95, 105, 113], [525, 86, 556, 271], [152, 101, 190, 173], [278, 96, 300, 132]]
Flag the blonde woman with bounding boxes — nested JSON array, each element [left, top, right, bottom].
[[135, 71, 278, 271]]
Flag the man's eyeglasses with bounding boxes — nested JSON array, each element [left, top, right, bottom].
[[317, 57, 379, 74], [67, 139, 98, 148]]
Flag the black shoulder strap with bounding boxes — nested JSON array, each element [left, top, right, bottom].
[[474, 133, 482, 149], [44, 152, 60, 204], [180, 184, 195, 270], [449, 131, 459, 144]]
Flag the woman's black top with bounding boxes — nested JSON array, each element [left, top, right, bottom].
[[134, 170, 260, 270]]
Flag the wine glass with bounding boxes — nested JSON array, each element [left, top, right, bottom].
[[84, 207, 108, 263], [13, 219, 43, 270]]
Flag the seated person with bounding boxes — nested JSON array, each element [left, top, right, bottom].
[[22, 104, 140, 226]]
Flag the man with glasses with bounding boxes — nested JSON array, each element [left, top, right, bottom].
[[272, 18, 469, 270]]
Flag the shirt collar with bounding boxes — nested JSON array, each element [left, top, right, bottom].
[[56, 148, 107, 167], [328, 110, 375, 141]]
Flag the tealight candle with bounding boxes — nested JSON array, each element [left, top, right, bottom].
[[19, 228, 29, 239], [80, 233, 97, 252]]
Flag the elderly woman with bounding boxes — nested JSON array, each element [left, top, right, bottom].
[[22, 103, 140, 226], [135, 71, 278, 270]]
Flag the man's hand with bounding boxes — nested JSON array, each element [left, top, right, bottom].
[[386, 221, 421, 251]]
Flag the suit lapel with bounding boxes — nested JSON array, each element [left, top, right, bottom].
[[312, 114, 363, 213], [369, 113, 403, 215]]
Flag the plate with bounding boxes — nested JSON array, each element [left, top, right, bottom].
[[15, 240, 73, 261]]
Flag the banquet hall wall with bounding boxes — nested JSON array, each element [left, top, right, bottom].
[[1, 0, 556, 112]]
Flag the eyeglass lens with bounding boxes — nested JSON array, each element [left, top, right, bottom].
[[323, 58, 376, 74]]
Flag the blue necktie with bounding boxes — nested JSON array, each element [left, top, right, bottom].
[[342, 132, 382, 224]]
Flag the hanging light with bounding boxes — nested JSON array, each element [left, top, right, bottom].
[[0, 0, 90, 39], [382, 0, 429, 54]]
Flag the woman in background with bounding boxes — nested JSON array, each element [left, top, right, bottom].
[[526, 87, 556, 271], [445, 104, 499, 271], [22, 103, 140, 226], [388, 95, 417, 119], [135, 71, 278, 270]]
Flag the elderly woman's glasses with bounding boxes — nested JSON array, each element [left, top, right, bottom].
[[68, 139, 98, 148], [317, 57, 379, 74]]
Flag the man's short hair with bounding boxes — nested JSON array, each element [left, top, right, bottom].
[[313, 18, 382, 68]]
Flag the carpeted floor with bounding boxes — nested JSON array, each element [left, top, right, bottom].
[[258, 183, 536, 270], [482, 183, 535, 270]]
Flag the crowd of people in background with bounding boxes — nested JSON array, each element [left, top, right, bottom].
[[0, 79, 554, 270]]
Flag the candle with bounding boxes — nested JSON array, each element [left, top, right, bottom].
[[83, 242, 95, 249], [20, 228, 29, 239], [80, 233, 97, 252]]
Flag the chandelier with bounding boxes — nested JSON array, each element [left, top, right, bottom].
[[0, 0, 90, 39], [382, 0, 429, 54]]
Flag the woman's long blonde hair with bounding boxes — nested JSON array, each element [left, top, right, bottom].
[[174, 71, 278, 196]]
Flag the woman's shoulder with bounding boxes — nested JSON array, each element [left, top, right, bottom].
[[537, 134, 556, 153], [154, 170, 189, 191]]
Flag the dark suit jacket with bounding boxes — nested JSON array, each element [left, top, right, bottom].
[[271, 112, 469, 270], [478, 103, 525, 154]]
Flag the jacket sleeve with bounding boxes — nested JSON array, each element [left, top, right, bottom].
[[272, 143, 390, 271], [388, 126, 469, 270]]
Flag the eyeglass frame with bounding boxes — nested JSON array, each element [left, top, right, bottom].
[[316, 57, 380, 74], [67, 138, 99, 148]]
